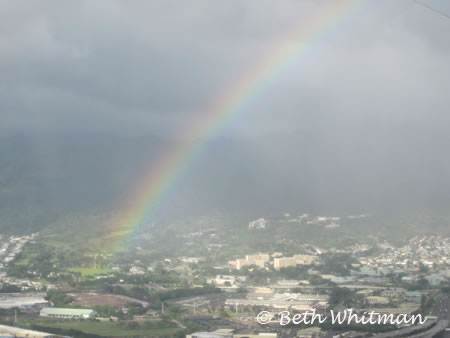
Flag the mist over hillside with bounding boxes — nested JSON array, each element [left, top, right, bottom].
[[1, 128, 449, 234]]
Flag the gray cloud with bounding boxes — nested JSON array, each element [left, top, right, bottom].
[[1, 0, 450, 222], [0, 0, 449, 136]]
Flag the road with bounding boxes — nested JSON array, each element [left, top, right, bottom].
[[392, 294, 450, 338], [344, 295, 450, 338], [432, 295, 450, 338]]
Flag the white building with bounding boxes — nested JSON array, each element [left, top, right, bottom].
[[40, 308, 97, 319]]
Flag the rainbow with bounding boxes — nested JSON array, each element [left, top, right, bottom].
[[107, 0, 366, 252]]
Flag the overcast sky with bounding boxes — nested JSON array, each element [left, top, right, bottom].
[[1, 0, 449, 138]]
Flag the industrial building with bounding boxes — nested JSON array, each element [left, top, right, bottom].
[[0, 324, 59, 337], [226, 292, 328, 311], [0, 293, 49, 311], [40, 307, 97, 319]]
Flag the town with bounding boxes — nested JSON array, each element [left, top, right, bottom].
[[0, 213, 449, 337]]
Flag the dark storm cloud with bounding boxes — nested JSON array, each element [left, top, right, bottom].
[[0, 0, 449, 135], [1, 0, 450, 221]]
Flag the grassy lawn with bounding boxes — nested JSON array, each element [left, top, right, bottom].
[[66, 267, 113, 277], [22, 320, 181, 337]]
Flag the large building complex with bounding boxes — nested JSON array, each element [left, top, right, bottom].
[[236, 253, 270, 270], [273, 255, 318, 270]]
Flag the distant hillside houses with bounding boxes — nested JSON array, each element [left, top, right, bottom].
[[248, 218, 267, 230], [207, 275, 247, 287], [180, 257, 204, 264], [129, 266, 146, 275]]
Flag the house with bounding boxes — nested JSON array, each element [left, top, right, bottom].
[[129, 266, 145, 275], [40, 307, 97, 319], [248, 218, 267, 230]]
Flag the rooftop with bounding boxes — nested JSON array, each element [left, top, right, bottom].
[[40, 307, 96, 315]]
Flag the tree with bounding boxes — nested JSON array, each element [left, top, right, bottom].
[[45, 290, 73, 307], [328, 287, 354, 307], [0, 284, 21, 293], [419, 263, 429, 274]]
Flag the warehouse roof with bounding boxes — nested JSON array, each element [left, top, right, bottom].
[[0, 324, 57, 337], [40, 307, 96, 315]]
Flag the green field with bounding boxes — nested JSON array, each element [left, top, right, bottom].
[[67, 268, 113, 277], [22, 320, 181, 337]]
